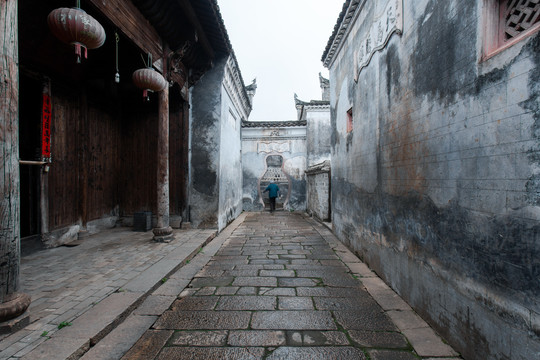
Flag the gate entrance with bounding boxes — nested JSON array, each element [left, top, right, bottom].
[[259, 155, 291, 210]]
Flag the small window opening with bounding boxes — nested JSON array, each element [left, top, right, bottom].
[[502, 0, 540, 41], [346, 108, 353, 133], [484, 0, 540, 58]]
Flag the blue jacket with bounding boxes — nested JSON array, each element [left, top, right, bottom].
[[264, 183, 280, 198]]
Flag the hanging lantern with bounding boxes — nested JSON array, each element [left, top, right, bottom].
[[132, 68, 167, 101], [47, 2, 106, 64]]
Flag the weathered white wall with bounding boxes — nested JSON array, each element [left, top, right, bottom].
[[190, 56, 251, 231], [325, 0, 540, 359], [242, 125, 307, 211], [306, 106, 331, 167], [218, 85, 243, 230]]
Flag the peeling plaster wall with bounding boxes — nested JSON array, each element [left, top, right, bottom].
[[242, 126, 307, 212], [306, 106, 331, 167], [328, 1, 540, 359], [218, 84, 243, 230], [190, 57, 248, 231], [189, 58, 225, 229]]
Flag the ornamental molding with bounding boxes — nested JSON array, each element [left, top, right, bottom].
[[353, 0, 403, 82], [224, 55, 251, 121], [258, 142, 291, 154], [242, 136, 307, 141]]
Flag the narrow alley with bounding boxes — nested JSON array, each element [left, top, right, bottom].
[[0, 212, 462, 359], [103, 212, 459, 359]]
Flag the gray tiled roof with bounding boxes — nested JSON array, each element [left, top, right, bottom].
[[241, 120, 307, 128]]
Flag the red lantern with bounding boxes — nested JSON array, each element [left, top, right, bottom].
[[47, 7, 106, 63], [132, 68, 168, 101]]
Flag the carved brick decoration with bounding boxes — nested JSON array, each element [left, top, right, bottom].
[[503, 0, 540, 40]]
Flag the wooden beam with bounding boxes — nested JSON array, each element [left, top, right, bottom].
[[88, 0, 163, 64], [176, 0, 215, 59]]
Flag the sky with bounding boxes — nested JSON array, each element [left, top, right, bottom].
[[217, 0, 344, 121]]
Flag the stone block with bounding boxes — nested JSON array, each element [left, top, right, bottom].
[[349, 330, 409, 349], [134, 295, 176, 316], [215, 296, 276, 310], [228, 330, 286, 346], [232, 276, 277, 287], [170, 330, 227, 346], [401, 327, 459, 357], [333, 310, 398, 332], [157, 347, 265, 359], [286, 331, 349, 346], [266, 347, 366, 360], [153, 310, 251, 330], [278, 297, 314, 310], [368, 349, 418, 360], [251, 311, 336, 330], [80, 314, 156, 360], [171, 296, 218, 311], [120, 330, 173, 360]]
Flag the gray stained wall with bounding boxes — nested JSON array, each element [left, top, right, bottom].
[[189, 56, 247, 230], [325, 1, 539, 359], [305, 162, 331, 222]]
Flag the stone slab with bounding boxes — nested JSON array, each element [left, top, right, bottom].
[[278, 297, 314, 310], [333, 310, 398, 331], [232, 276, 277, 287], [259, 270, 296, 277], [259, 287, 296, 296], [349, 330, 409, 349], [313, 296, 379, 310], [228, 330, 286, 346], [386, 310, 429, 330], [171, 297, 218, 311], [134, 295, 176, 316], [368, 349, 419, 360], [153, 310, 251, 330], [188, 276, 235, 288], [120, 330, 173, 360], [156, 347, 265, 359], [296, 287, 366, 297], [286, 331, 349, 346], [215, 287, 239, 295], [251, 311, 336, 330], [21, 337, 89, 360], [54, 292, 143, 340], [266, 347, 367, 360], [215, 296, 276, 310], [152, 278, 190, 296], [278, 278, 319, 287], [347, 262, 376, 277], [402, 327, 459, 357], [80, 314, 157, 360], [123, 260, 181, 293], [373, 291, 412, 311], [170, 330, 228, 346]]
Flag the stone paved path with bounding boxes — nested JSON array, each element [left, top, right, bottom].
[[122, 212, 461, 360], [0, 227, 216, 359]]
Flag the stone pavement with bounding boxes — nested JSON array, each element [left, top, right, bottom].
[[0, 227, 217, 359], [118, 212, 462, 360]]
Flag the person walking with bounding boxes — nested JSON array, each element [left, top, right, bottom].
[[263, 182, 280, 213]]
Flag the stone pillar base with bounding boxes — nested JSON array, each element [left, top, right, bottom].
[[0, 293, 31, 324], [153, 226, 174, 243]]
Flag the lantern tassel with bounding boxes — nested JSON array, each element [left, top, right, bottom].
[[75, 43, 81, 64], [143, 89, 148, 101]]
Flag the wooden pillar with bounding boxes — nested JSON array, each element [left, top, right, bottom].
[[0, 0, 31, 322], [153, 56, 173, 242]]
